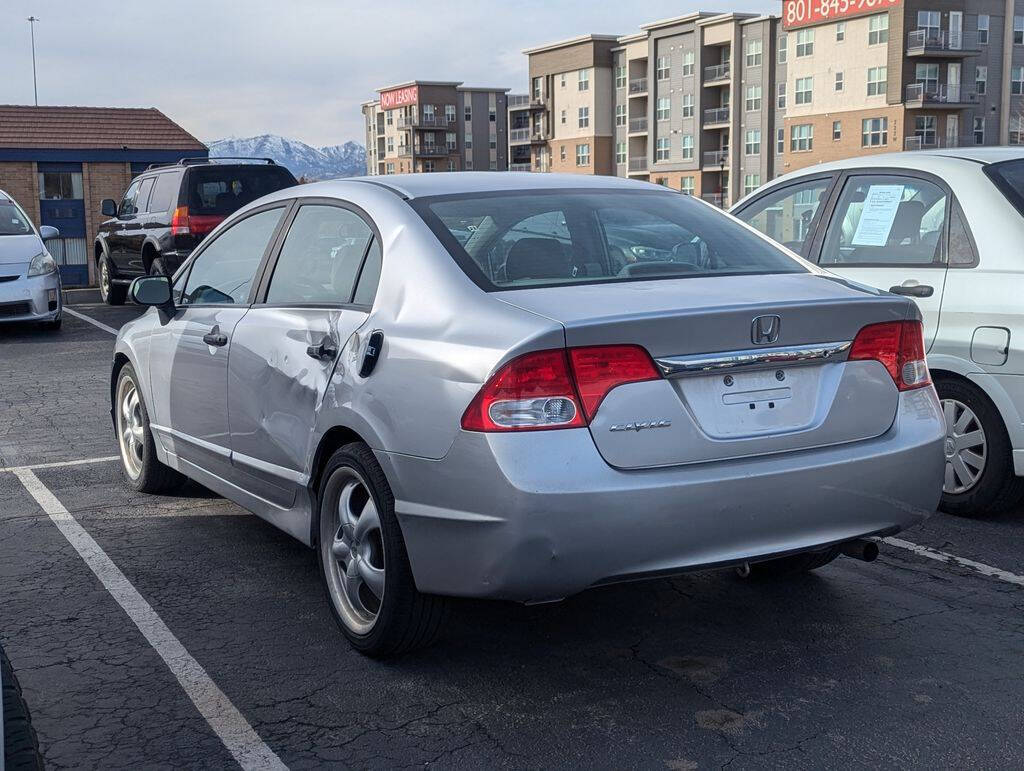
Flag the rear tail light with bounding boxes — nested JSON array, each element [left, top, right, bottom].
[[849, 320, 931, 391], [461, 345, 660, 432], [171, 206, 223, 238]]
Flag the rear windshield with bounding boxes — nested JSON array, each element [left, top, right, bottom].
[[984, 159, 1024, 218], [185, 165, 297, 215], [413, 190, 805, 290], [0, 202, 33, 236]]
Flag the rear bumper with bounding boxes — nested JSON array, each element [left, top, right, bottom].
[[0, 271, 62, 323], [379, 386, 945, 602]]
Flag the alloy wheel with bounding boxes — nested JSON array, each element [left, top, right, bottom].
[[941, 398, 986, 494], [116, 376, 145, 480], [99, 261, 110, 302], [322, 467, 386, 635]]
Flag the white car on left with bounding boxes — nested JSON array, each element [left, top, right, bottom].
[[0, 189, 62, 330]]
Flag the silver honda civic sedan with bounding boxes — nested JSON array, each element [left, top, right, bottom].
[[112, 173, 945, 656]]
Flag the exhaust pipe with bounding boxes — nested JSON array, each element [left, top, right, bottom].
[[839, 539, 879, 562]]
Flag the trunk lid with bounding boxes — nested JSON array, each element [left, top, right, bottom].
[[498, 273, 911, 469]]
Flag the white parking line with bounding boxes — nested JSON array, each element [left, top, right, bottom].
[[12, 467, 286, 771], [882, 536, 1024, 588], [0, 455, 118, 473], [64, 306, 119, 335]]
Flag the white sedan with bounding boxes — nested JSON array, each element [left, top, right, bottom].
[[732, 148, 1024, 517]]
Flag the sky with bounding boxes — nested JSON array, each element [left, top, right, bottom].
[[1, 0, 776, 148]]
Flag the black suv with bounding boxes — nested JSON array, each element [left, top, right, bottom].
[[95, 158, 297, 304]]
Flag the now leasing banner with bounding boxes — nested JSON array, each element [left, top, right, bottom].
[[783, 0, 901, 30]]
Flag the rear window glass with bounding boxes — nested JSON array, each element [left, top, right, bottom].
[[413, 190, 804, 290], [984, 159, 1024, 218], [0, 202, 33, 236], [186, 165, 297, 215]]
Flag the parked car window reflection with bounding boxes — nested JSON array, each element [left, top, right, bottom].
[[0, 202, 33, 235], [735, 178, 832, 253]]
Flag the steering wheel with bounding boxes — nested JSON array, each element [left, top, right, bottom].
[[617, 260, 701, 278]]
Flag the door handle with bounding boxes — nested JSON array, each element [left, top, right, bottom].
[[306, 336, 337, 361], [889, 284, 934, 298], [202, 326, 228, 346], [359, 330, 385, 377]]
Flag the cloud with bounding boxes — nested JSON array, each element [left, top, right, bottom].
[[0, 0, 776, 146]]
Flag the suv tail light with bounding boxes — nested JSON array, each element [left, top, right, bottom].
[[461, 345, 659, 432], [171, 206, 222, 238], [849, 320, 931, 391]]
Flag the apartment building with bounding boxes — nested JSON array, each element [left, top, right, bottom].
[[780, 0, 1024, 173], [362, 81, 509, 175]]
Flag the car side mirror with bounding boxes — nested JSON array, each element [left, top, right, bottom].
[[129, 275, 173, 309], [101, 199, 118, 217], [39, 225, 60, 241]]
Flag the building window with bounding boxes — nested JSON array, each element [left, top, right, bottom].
[[744, 174, 761, 194], [615, 104, 626, 126], [489, 138, 497, 149], [861, 117, 888, 146], [560, 145, 566, 162], [560, 109, 567, 125], [796, 29, 814, 57], [795, 77, 813, 105], [532, 77, 542, 99], [777, 83, 786, 109], [746, 39, 762, 67], [978, 14, 989, 44], [1011, 117, 1024, 145], [976, 66, 987, 95], [918, 11, 940, 38], [681, 134, 693, 160], [465, 135, 473, 149], [745, 129, 761, 155], [560, 73, 566, 88], [656, 137, 671, 161], [1015, 16, 1024, 45], [38, 171, 83, 200], [868, 14, 889, 45], [616, 142, 627, 164], [777, 127, 785, 154], [778, 35, 787, 63], [656, 97, 671, 121], [835, 72, 845, 91], [682, 51, 695, 76], [447, 160, 456, 171], [578, 69, 590, 91], [445, 104, 456, 123], [422, 160, 435, 173], [1013, 66, 1024, 94], [615, 65, 626, 89], [386, 136, 394, 153], [867, 66, 887, 96], [446, 132, 457, 150], [915, 115, 937, 146], [682, 94, 694, 118], [791, 123, 813, 151], [576, 143, 590, 166], [833, 120, 842, 140], [656, 55, 670, 80], [681, 176, 695, 195], [489, 109, 496, 122], [745, 85, 762, 111], [464, 106, 472, 122], [836, 22, 845, 41], [465, 158, 473, 169], [974, 117, 986, 144], [422, 104, 435, 121], [578, 107, 589, 128], [916, 63, 939, 93], [385, 162, 394, 174]]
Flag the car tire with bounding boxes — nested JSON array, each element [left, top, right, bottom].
[[149, 257, 166, 277], [114, 364, 184, 494], [99, 255, 126, 306], [742, 547, 840, 578], [317, 442, 449, 658], [936, 377, 1024, 517], [2, 645, 44, 771]]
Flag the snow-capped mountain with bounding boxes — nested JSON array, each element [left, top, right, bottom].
[[207, 135, 366, 180]]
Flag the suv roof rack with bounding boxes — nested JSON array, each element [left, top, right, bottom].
[[144, 157, 278, 171]]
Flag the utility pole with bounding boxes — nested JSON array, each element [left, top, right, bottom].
[[27, 16, 39, 106]]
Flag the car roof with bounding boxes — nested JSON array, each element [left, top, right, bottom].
[[777, 147, 1024, 179], [345, 172, 667, 199]]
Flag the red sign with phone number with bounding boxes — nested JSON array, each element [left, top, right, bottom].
[[783, 0, 900, 30]]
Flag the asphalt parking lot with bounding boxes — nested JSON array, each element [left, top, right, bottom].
[[2, 305, 1024, 770]]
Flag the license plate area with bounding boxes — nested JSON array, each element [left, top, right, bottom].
[[676, 367, 824, 439]]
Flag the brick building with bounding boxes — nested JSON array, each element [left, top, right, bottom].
[[0, 105, 206, 286]]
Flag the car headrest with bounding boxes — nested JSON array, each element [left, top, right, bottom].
[[505, 237, 571, 281], [888, 200, 925, 244]]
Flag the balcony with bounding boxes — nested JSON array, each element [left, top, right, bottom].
[[628, 117, 648, 134], [509, 128, 531, 144], [704, 63, 730, 83], [904, 135, 972, 151], [509, 163, 532, 172], [416, 145, 454, 157], [703, 150, 729, 167], [905, 83, 979, 108], [704, 107, 730, 126], [628, 158, 648, 173], [396, 114, 456, 129], [397, 146, 412, 158], [701, 193, 724, 207], [629, 78, 648, 96], [508, 95, 530, 108], [906, 29, 979, 57]]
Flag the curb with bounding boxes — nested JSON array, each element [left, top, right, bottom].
[[63, 287, 102, 305]]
